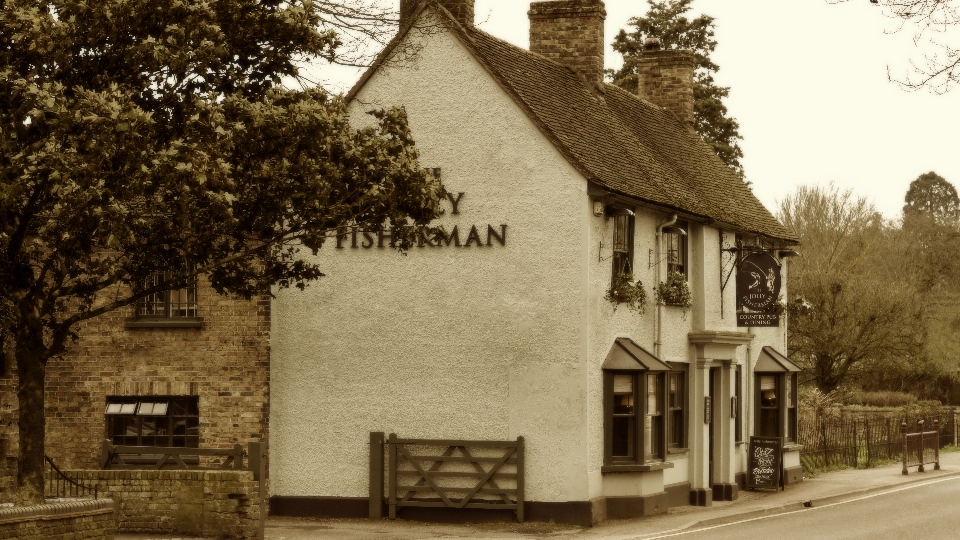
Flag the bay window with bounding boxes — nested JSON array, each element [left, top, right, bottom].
[[603, 338, 674, 472], [754, 347, 801, 442]]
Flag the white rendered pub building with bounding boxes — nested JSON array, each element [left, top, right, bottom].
[[268, 0, 802, 526]]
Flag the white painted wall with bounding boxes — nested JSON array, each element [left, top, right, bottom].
[[270, 7, 793, 506], [270, 9, 591, 502]]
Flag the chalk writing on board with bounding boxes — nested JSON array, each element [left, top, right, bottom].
[[747, 436, 782, 490]]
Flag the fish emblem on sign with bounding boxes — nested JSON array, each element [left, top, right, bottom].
[[736, 252, 782, 311]]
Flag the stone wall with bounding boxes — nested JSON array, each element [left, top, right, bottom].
[[0, 499, 116, 540], [63, 470, 260, 539], [0, 277, 270, 481]]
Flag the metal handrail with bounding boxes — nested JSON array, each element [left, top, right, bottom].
[[45, 455, 98, 500]]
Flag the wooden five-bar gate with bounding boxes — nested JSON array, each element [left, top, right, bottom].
[[369, 433, 525, 522]]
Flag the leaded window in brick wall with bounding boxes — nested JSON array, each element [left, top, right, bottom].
[[137, 272, 198, 318], [105, 396, 199, 448]]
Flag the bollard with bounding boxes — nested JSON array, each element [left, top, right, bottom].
[[934, 420, 941, 470], [902, 420, 908, 475], [918, 419, 925, 473]]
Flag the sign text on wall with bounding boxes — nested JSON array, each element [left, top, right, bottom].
[[334, 192, 508, 249]]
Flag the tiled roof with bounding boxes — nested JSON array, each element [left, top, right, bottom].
[[348, 3, 797, 242]]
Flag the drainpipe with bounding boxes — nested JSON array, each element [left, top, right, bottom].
[[655, 214, 678, 358]]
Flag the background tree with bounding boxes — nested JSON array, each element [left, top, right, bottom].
[[840, 0, 960, 92], [903, 171, 960, 227], [779, 184, 926, 393], [0, 0, 443, 505], [896, 173, 960, 398], [609, 0, 745, 178]]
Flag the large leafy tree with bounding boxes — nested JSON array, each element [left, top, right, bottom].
[[0, 0, 443, 505], [779, 184, 926, 393], [609, 0, 745, 178]]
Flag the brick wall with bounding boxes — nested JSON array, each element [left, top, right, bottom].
[[63, 470, 260, 538], [529, 0, 607, 86], [635, 50, 696, 127], [0, 277, 270, 485], [0, 499, 116, 540]]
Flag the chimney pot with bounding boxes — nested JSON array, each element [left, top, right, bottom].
[[643, 36, 662, 51]]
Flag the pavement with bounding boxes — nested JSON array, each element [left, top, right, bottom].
[[118, 451, 960, 539]]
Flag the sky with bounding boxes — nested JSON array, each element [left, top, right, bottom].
[[319, 0, 960, 221]]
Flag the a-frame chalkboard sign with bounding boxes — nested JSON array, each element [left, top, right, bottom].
[[747, 436, 783, 491]]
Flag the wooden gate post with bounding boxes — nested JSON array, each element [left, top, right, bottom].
[[901, 421, 908, 475], [369, 432, 384, 519], [388, 433, 397, 520], [101, 439, 113, 469], [516, 436, 525, 523], [248, 442, 266, 540]]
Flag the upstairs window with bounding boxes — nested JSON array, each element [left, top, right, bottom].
[[137, 272, 197, 318], [664, 221, 688, 276], [127, 271, 201, 328], [611, 213, 635, 278]]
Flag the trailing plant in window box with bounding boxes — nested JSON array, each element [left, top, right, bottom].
[[606, 273, 647, 313], [655, 271, 692, 308]]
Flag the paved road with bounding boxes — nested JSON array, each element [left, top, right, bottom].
[[636, 476, 960, 540]]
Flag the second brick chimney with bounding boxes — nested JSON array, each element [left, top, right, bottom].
[[528, 0, 607, 87], [401, 0, 475, 28], [635, 38, 695, 128]]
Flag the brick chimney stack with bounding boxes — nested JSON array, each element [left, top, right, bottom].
[[528, 0, 607, 87], [401, 0, 475, 28], [635, 38, 695, 128]]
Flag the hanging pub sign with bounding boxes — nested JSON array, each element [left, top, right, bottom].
[[736, 252, 782, 327]]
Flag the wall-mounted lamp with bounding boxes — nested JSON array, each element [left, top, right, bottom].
[[661, 225, 687, 236], [605, 206, 635, 217], [778, 249, 801, 258]]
